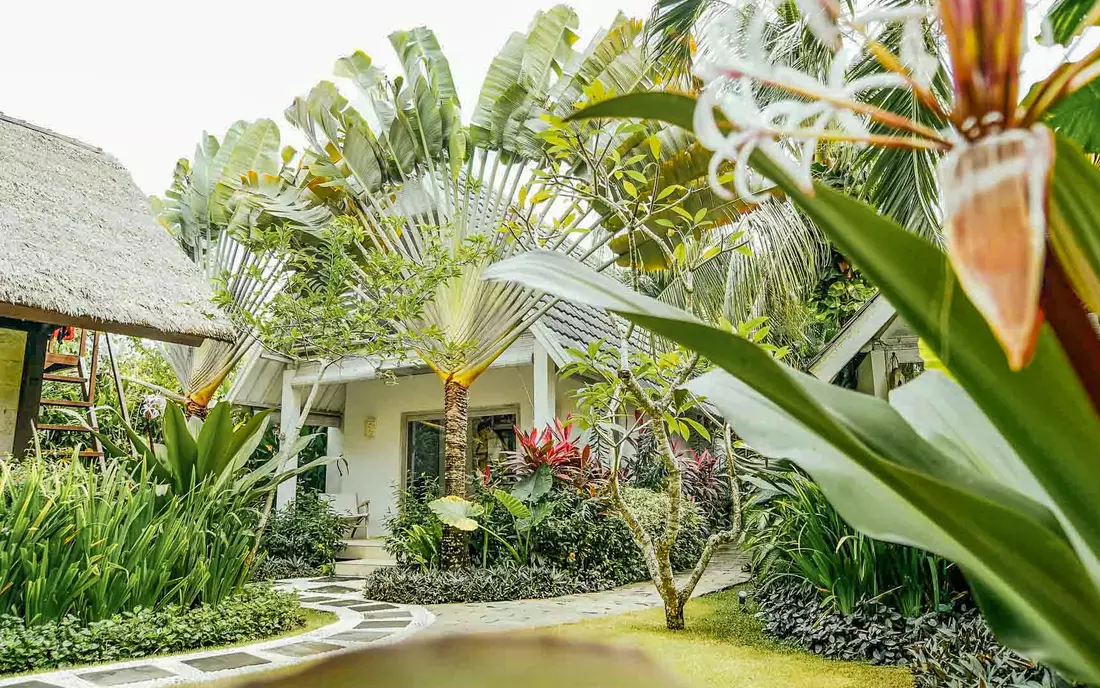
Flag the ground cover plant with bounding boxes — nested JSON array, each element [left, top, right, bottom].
[[0, 586, 309, 675]]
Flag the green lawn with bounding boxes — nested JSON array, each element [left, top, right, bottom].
[[525, 589, 913, 688]]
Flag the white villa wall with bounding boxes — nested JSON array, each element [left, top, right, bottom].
[[0, 328, 26, 456], [337, 364, 583, 536]]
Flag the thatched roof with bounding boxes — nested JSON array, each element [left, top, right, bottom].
[[0, 114, 233, 345]]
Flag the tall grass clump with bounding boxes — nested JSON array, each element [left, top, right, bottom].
[[746, 471, 961, 617], [0, 456, 258, 625]]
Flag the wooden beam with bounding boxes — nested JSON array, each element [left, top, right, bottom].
[[12, 325, 50, 458], [0, 301, 211, 347]]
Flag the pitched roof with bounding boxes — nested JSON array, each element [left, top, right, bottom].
[[0, 114, 233, 345]]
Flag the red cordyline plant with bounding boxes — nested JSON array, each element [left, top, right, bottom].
[[693, 0, 1100, 379], [503, 418, 607, 491]]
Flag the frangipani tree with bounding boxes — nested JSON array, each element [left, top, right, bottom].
[[151, 120, 328, 417]]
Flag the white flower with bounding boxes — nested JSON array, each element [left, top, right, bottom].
[[141, 394, 167, 421]]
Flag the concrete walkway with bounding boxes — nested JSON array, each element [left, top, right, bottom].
[[0, 577, 432, 688], [421, 547, 749, 636]]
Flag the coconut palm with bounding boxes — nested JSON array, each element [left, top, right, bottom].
[[151, 120, 329, 417]]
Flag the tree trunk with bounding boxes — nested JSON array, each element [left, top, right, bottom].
[[664, 596, 685, 630], [441, 377, 470, 569], [184, 398, 208, 419]]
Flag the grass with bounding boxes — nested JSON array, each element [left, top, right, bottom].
[[524, 587, 913, 688], [12, 608, 337, 677]]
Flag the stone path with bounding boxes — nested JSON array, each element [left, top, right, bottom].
[[421, 547, 749, 635], [0, 577, 432, 688]]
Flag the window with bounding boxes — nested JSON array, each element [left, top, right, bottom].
[[405, 409, 517, 491]]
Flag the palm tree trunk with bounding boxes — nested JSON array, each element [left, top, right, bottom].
[[441, 377, 470, 568]]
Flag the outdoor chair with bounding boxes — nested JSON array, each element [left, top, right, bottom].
[[321, 492, 370, 539]]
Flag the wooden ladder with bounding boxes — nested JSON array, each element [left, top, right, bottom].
[[35, 328, 122, 459]]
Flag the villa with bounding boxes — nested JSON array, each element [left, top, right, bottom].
[[227, 300, 618, 537]]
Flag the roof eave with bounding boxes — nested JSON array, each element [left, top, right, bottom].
[[0, 301, 233, 347]]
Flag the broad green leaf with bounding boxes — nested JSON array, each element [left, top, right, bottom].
[[162, 402, 198, 491], [513, 463, 553, 502], [196, 401, 234, 478], [1042, 0, 1100, 45], [429, 496, 484, 531], [1049, 134, 1100, 311], [1046, 81, 1100, 153], [564, 92, 696, 131], [493, 489, 532, 520]]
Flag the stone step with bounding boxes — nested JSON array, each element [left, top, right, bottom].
[[333, 557, 396, 577], [339, 538, 392, 561]]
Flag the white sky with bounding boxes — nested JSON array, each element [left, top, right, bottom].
[[0, 1, 1089, 198], [0, 0, 651, 196]]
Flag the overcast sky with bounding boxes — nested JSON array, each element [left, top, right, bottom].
[[1, 0, 651, 196], [0, 1, 1085, 198]]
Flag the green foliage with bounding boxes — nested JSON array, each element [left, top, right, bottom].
[[254, 493, 348, 579], [0, 586, 302, 674], [387, 479, 706, 590], [97, 402, 273, 494], [362, 563, 609, 605], [745, 472, 960, 617], [0, 457, 259, 625], [494, 92, 1100, 681]]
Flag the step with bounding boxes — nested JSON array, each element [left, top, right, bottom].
[[44, 373, 88, 383], [333, 557, 396, 577], [44, 353, 80, 369], [41, 398, 92, 408], [339, 538, 392, 560], [35, 423, 90, 432]]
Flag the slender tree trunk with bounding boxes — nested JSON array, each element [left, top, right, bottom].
[[441, 377, 470, 569], [664, 598, 685, 630]]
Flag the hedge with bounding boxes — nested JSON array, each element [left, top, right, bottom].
[[0, 586, 303, 674]]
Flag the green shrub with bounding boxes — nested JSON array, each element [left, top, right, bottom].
[[254, 493, 347, 579], [745, 471, 962, 616], [534, 487, 707, 586], [0, 458, 259, 625], [386, 477, 707, 590], [0, 586, 303, 674], [362, 564, 610, 604]]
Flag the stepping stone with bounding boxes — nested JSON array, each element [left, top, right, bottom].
[[351, 602, 397, 612], [268, 640, 346, 658], [309, 585, 358, 594], [323, 599, 368, 607], [184, 652, 271, 672], [80, 665, 175, 686], [356, 619, 409, 629], [310, 576, 363, 583], [329, 630, 392, 643], [299, 596, 337, 603], [360, 610, 412, 620], [6, 682, 65, 688]]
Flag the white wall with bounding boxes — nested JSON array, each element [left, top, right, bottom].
[[339, 364, 554, 536], [0, 328, 26, 456]]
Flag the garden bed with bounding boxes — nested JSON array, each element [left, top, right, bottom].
[[0, 586, 315, 675]]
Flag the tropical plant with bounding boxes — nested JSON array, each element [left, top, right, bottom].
[[0, 455, 260, 625], [486, 0, 1100, 677], [746, 470, 958, 617], [236, 9, 713, 569], [502, 418, 607, 491], [430, 465, 557, 566], [150, 120, 323, 418]]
